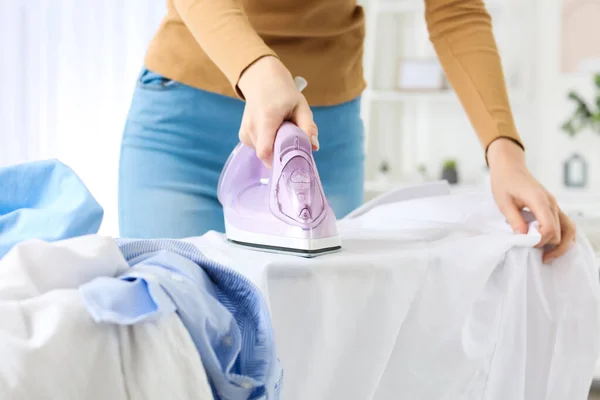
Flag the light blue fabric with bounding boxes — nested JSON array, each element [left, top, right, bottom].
[[0, 159, 103, 258], [79, 239, 282, 400], [118, 67, 365, 238], [80, 271, 178, 324]]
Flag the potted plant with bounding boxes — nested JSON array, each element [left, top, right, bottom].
[[441, 159, 459, 184], [560, 73, 598, 188], [562, 73, 600, 137]]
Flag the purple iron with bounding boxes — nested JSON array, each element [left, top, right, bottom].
[[217, 121, 342, 257]]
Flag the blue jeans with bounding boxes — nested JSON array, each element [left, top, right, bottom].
[[118, 68, 365, 238]]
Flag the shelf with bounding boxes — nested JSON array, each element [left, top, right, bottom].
[[362, 0, 536, 197]]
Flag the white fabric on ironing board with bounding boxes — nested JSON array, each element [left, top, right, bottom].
[[0, 235, 213, 400], [188, 185, 600, 400]]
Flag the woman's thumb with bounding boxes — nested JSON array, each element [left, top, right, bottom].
[[293, 100, 319, 150]]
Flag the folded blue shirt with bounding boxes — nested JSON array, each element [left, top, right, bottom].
[[79, 239, 282, 400], [0, 159, 103, 258]]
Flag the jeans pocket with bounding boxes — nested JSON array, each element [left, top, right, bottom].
[[137, 67, 179, 90]]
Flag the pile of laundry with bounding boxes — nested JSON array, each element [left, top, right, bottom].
[[2, 159, 600, 400], [0, 159, 282, 400]]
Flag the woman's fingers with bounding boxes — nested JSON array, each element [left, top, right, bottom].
[[292, 99, 319, 150], [516, 189, 574, 263], [238, 96, 318, 167], [237, 56, 318, 168], [551, 201, 562, 245], [254, 112, 284, 168], [542, 210, 576, 263], [526, 191, 561, 249], [498, 198, 528, 234], [486, 139, 575, 264], [239, 106, 282, 168], [238, 113, 253, 148]]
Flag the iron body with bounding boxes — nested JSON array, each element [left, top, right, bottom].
[[217, 122, 342, 257]]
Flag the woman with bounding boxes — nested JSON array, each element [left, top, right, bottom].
[[118, 0, 575, 263]]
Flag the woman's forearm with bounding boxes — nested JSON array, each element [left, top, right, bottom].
[[173, 0, 277, 96], [425, 0, 523, 156]]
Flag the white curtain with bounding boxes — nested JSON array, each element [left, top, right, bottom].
[[0, 0, 166, 236]]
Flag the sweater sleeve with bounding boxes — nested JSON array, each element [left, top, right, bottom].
[[173, 0, 277, 97], [425, 0, 524, 153]]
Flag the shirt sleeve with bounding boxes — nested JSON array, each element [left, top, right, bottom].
[[173, 0, 278, 97], [425, 0, 524, 153]]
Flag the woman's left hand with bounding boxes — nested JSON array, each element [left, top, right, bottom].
[[487, 138, 577, 263]]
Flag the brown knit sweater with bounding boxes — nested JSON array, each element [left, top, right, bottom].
[[144, 0, 522, 150]]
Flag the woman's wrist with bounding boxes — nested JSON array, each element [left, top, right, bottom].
[[237, 56, 290, 99], [486, 137, 526, 170]]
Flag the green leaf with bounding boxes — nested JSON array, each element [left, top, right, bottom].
[[577, 103, 593, 118], [568, 91, 592, 114], [562, 75, 600, 136], [443, 159, 457, 169], [562, 120, 576, 136]]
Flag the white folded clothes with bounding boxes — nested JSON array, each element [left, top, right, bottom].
[[0, 235, 213, 400]]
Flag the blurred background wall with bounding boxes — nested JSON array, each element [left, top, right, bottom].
[[0, 0, 166, 235]]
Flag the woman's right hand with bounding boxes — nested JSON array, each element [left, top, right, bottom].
[[237, 56, 318, 167]]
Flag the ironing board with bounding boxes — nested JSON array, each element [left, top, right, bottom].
[[188, 183, 600, 400], [571, 215, 600, 387]]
